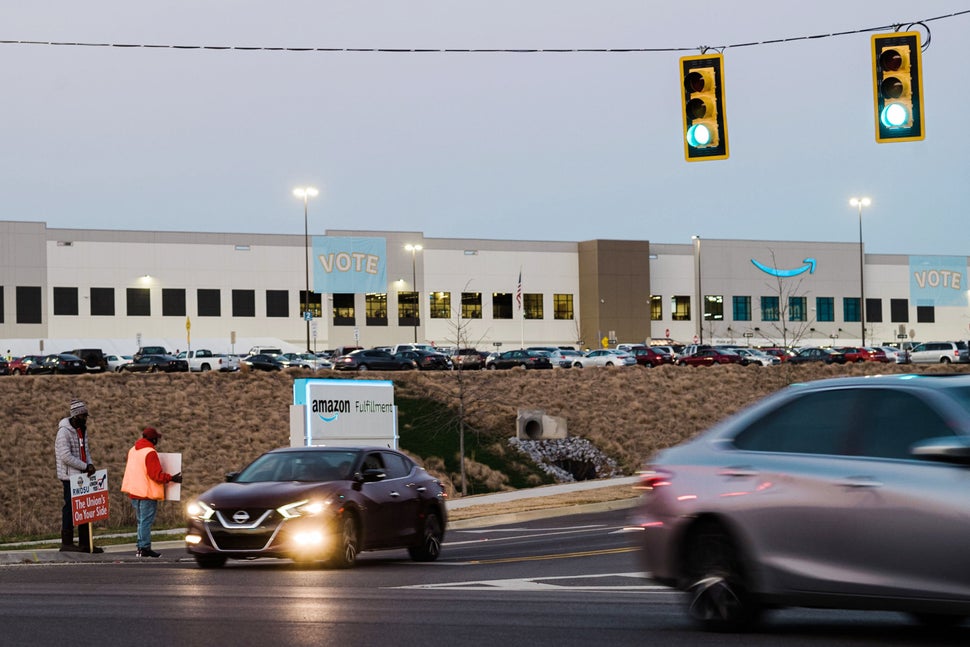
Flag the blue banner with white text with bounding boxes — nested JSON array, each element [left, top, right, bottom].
[[909, 255, 967, 307], [312, 237, 387, 293]]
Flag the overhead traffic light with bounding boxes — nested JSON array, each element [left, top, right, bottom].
[[871, 31, 925, 143], [680, 53, 729, 162]]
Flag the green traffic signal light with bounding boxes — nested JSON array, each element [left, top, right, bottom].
[[871, 32, 924, 143], [680, 53, 729, 162]]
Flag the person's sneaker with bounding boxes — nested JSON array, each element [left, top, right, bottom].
[[136, 548, 161, 558]]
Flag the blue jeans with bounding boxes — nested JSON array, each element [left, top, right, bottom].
[[131, 499, 158, 549]]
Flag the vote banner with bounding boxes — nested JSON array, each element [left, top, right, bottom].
[[71, 469, 110, 526]]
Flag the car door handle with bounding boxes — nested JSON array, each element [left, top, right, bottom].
[[389, 491, 400, 497], [838, 476, 883, 488], [719, 466, 758, 478]]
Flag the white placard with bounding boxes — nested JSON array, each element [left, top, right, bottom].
[[158, 452, 182, 501]]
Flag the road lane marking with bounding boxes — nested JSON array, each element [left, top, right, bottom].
[[393, 571, 673, 592]]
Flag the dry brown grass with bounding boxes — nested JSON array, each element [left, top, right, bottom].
[[2, 362, 965, 539]]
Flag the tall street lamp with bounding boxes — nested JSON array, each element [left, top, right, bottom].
[[692, 235, 702, 344], [405, 244, 422, 342], [294, 186, 319, 353], [850, 197, 871, 347]]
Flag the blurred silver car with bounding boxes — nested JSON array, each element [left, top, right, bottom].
[[634, 374, 970, 631], [573, 349, 636, 368]]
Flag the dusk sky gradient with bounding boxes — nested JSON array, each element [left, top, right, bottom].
[[3, 1, 969, 255]]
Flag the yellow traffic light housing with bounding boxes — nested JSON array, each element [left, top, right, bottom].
[[680, 53, 729, 162], [871, 31, 925, 143]]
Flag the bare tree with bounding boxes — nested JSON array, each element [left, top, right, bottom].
[[761, 249, 816, 349]]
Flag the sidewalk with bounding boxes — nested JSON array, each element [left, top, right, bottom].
[[0, 476, 641, 565]]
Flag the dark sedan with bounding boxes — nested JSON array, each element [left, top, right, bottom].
[[788, 347, 848, 365], [333, 349, 413, 371], [242, 353, 284, 371], [0, 358, 8, 376], [395, 349, 451, 370], [184, 446, 447, 569], [39, 353, 87, 374], [486, 349, 553, 370], [122, 354, 189, 373]]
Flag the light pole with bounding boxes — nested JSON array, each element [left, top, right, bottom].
[[850, 197, 871, 347], [405, 244, 422, 342], [692, 235, 702, 344], [294, 186, 319, 353]]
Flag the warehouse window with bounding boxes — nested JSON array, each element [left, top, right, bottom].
[[127, 287, 151, 317], [53, 287, 79, 316], [162, 289, 186, 316]]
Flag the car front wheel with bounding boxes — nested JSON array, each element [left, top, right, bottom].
[[408, 511, 443, 562], [941, 357, 952, 364], [684, 521, 762, 632], [357, 364, 369, 371], [329, 514, 359, 568]]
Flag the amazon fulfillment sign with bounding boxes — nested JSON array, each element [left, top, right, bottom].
[[290, 379, 398, 449]]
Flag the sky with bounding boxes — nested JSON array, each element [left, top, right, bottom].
[[3, 1, 969, 255]]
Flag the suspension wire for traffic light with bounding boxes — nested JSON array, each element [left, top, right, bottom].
[[1, 9, 968, 54]]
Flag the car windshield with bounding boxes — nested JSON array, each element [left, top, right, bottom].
[[236, 450, 359, 483]]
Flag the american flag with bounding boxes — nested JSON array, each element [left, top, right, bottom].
[[516, 269, 522, 310]]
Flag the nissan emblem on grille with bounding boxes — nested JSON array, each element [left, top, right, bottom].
[[232, 510, 250, 523]]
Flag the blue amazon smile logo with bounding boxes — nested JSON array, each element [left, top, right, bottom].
[[318, 413, 339, 423], [751, 257, 817, 277]]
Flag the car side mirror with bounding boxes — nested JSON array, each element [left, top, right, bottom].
[[910, 436, 970, 465], [225, 471, 240, 482]]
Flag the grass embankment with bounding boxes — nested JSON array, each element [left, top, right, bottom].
[[1, 362, 963, 540]]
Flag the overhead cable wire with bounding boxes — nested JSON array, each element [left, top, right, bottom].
[[0, 9, 968, 54]]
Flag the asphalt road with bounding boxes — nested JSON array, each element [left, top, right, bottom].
[[2, 508, 966, 647]]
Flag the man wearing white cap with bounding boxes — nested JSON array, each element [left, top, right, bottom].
[[54, 398, 103, 553]]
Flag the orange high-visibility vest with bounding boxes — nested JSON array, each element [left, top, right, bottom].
[[121, 445, 165, 500]]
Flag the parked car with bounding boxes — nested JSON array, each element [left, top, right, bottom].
[[834, 346, 889, 363], [333, 349, 413, 371], [486, 349, 553, 370], [133, 346, 170, 362], [69, 348, 108, 372], [787, 347, 847, 365], [734, 348, 780, 366], [241, 354, 284, 371], [0, 358, 9, 376], [395, 349, 451, 370], [452, 347, 484, 370], [635, 374, 970, 631], [760, 347, 793, 363], [629, 345, 674, 367], [572, 349, 636, 368], [907, 341, 970, 364], [39, 353, 87, 374], [247, 346, 282, 357], [9, 355, 46, 375], [277, 352, 331, 371], [105, 354, 133, 372], [875, 345, 904, 363], [185, 446, 447, 569], [677, 348, 742, 367], [651, 345, 681, 361], [122, 354, 189, 373], [532, 348, 583, 368]]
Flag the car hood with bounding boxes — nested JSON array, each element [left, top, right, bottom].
[[198, 480, 345, 508]]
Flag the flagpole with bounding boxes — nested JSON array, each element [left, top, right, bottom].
[[517, 267, 524, 349]]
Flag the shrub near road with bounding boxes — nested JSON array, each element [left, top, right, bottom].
[[1, 363, 965, 539]]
